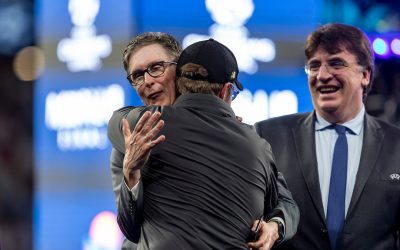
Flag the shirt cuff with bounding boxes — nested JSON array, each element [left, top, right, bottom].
[[124, 180, 141, 200]]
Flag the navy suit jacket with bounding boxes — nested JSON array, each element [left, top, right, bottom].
[[255, 112, 400, 250]]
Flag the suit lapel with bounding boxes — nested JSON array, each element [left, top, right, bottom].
[[292, 112, 326, 222], [347, 114, 384, 216]]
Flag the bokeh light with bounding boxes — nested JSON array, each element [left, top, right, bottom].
[[86, 211, 123, 250], [13, 46, 45, 81], [391, 38, 400, 55], [372, 38, 389, 56]]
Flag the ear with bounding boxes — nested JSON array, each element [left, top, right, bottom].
[[220, 83, 232, 105], [361, 68, 371, 88]]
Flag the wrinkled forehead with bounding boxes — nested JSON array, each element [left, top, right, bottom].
[[313, 43, 347, 55], [129, 44, 173, 69], [132, 43, 172, 59]]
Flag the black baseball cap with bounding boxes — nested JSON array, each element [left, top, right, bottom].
[[177, 38, 243, 90]]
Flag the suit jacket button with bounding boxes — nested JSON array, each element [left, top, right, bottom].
[[320, 228, 328, 237]]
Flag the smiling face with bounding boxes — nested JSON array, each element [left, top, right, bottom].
[[307, 48, 371, 123], [128, 43, 177, 106]]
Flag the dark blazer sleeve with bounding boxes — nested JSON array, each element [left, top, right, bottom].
[[108, 105, 162, 243], [108, 106, 142, 242], [272, 171, 300, 241], [108, 106, 135, 154], [110, 148, 125, 208], [110, 146, 142, 243], [254, 123, 300, 243], [117, 175, 144, 242]]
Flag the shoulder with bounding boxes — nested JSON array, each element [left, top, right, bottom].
[[366, 114, 400, 135], [108, 106, 135, 129], [108, 105, 162, 131], [254, 112, 311, 132], [107, 106, 137, 153]]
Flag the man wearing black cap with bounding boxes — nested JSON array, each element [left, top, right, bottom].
[[109, 39, 282, 249]]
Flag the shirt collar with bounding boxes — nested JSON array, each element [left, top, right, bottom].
[[315, 106, 365, 135]]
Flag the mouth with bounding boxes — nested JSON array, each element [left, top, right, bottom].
[[147, 91, 163, 101], [317, 86, 341, 94]]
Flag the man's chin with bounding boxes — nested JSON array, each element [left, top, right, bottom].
[[152, 98, 169, 106], [317, 99, 340, 111]]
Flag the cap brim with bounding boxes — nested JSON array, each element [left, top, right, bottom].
[[235, 80, 243, 91]]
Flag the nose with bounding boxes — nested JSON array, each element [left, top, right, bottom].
[[316, 64, 333, 82], [142, 71, 155, 87]]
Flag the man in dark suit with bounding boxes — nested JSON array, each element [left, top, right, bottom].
[[255, 23, 400, 250], [109, 33, 299, 249], [109, 39, 291, 249]]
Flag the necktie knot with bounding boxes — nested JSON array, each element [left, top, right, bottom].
[[334, 124, 346, 135]]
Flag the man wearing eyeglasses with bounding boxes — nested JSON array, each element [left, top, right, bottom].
[[109, 32, 299, 250], [255, 23, 400, 250], [108, 38, 287, 249]]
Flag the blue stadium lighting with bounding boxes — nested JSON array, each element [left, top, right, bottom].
[[372, 38, 389, 56], [391, 38, 400, 56]]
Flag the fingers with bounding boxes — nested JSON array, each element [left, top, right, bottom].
[[124, 111, 164, 148], [146, 120, 165, 148], [248, 220, 263, 249], [235, 115, 243, 122], [150, 134, 166, 148], [251, 220, 261, 231], [137, 112, 164, 146], [133, 111, 152, 134], [122, 118, 131, 137], [122, 118, 132, 149], [248, 221, 276, 250], [248, 236, 263, 249], [123, 110, 165, 174], [134, 111, 161, 135], [124, 111, 165, 155]]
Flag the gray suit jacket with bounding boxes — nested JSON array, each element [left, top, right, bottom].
[[255, 111, 400, 250]]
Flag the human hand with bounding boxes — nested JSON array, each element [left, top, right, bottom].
[[248, 220, 280, 250], [122, 111, 165, 188], [235, 116, 243, 122]]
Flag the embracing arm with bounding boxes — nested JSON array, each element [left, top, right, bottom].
[[248, 139, 299, 250], [117, 174, 144, 242], [253, 123, 299, 242], [108, 106, 165, 242], [108, 105, 165, 189], [271, 171, 299, 241], [108, 106, 141, 242], [110, 147, 143, 243]]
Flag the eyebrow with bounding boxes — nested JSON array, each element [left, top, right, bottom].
[[327, 56, 346, 62], [308, 56, 346, 64]]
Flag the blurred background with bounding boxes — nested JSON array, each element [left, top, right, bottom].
[[0, 0, 399, 249]]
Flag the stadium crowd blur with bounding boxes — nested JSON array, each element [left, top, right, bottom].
[[0, 0, 34, 249], [0, 0, 399, 249]]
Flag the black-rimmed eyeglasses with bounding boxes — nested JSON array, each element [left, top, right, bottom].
[[127, 61, 177, 87]]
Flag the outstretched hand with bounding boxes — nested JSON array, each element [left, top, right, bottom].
[[122, 111, 165, 188], [248, 220, 280, 250]]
